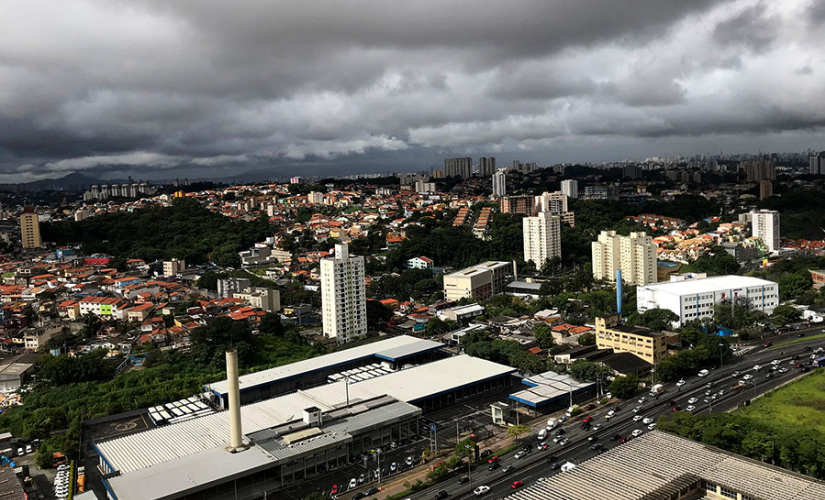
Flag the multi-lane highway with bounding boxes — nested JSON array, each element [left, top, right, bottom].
[[409, 335, 825, 500]]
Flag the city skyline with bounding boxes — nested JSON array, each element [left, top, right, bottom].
[[1, 0, 823, 183]]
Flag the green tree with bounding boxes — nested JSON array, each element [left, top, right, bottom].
[[778, 272, 813, 301], [578, 332, 596, 346], [770, 304, 802, 326], [533, 323, 555, 349], [259, 312, 284, 336], [609, 374, 640, 399], [507, 424, 531, 441]]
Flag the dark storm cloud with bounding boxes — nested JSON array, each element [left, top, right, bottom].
[[0, 0, 822, 182]]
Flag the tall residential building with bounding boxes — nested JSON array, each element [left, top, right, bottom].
[[20, 208, 41, 249], [810, 151, 825, 175], [534, 191, 567, 214], [523, 211, 561, 267], [321, 243, 367, 344], [741, 160, 776, 182], [492, 169, 507, 197], [443, 157, 472, 179], [307, 191, 324, 204], [751, 209, 780, 253], [163, 258, 186, 277], [478, 157, 496, 177], [759, 179, 773, 200], [591, 230, 657, 286], [500, 195, 535, 216], [560, 179, 578, 199]]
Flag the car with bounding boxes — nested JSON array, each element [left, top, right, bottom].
[[352, 493, 366, 500], [705, 390, 713, 396], [358, 474, 365, 484], [632, 429, 644, 437], [434, 490, 449, 500], [390, 441, 398, 449], [502, 465, 515, 474], [763, 342, 772, 348], [458, 476, 470, 484], [57, 464, 70, 471], [582, 415, 593, 424], [556, 428, 565, 435], [804, 346, 813, 352], [620, 436, 630, 443], [732, 371, 740, 377], [514, 451, 526, 459], [632, 406, 642, 413], [406, 456, 414, 466], [511, 481, 524, 489], [611, 434, 622, 441], [488, 462, 500, 471], [487, 455, 500, 464], [480, 449, 492, 459], [15, 447, 22, 456], [812, 354, 819, 360], [638, 397, 647, 404], [705, 382, 714, 388], [632, 415, 642, 422], [558, 437, 569, 446], [704, 397, 711, 403], [587, 434, 598, 442], [718, 389, 725, 396], [648, 423, 657, 430], [590, 443, 603, 451], [688, 397, 698, 404], [521, 444, 532, 453], [686, 405, 696, 412], [753, 364, 761, 371], [537, 443, 549, 451], [25, 444, 32, 454], [743, 374, 753, 380], [330, 484, 339, 495], [366, 487, 379, 495], [553, 435, 563, 443], [779, 367, 789, 373], [390, 462, 398, 472], [642, 417, 653, 425], [474, 485, 491, 496], [771, 365, 780, 371], [798, 332, 806, 338], [592, 424, 602, 431], [771, 359, 780, 365], [676, 379, 686, 386], [55, 488, 69, 496], [766, 372, 773, 378], [549, 461, 560, 470]]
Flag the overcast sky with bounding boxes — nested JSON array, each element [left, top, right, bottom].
[[1, 0, 823, 182]]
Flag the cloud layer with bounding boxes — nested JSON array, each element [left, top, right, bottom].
[[0, 0, 823, 181]]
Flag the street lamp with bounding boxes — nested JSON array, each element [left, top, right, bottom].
[[719, 343, 724, 369], [376, 449, 382, 485], [464, 444, 473, 486]]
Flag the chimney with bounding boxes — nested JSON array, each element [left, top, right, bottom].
[[512, 260, 518, 282], [616, 269, 623, 315], [225, 350, 246, 452]]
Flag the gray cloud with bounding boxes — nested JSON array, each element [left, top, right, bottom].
[[0, 0, 822, 182]]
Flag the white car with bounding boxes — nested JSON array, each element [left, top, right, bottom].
[[686, 405, 696, 412], [632, 406, 642, 413], [743, 374, 753, 380], [514, 451, 526, 459], [637, 397, 647, 404], [688, 397, 698, 404], [648, 423, 657, 430], [642, 417, 653, 425], [676, 379, 686, 386], [633, 415, 643, 422], [474, 485, 491, 496], [632, 429, 644, 437], [771, 359, 780, 365], [753, 365, 761, 371], [732, 371, 740, 377], [349, 478, 357, 489]]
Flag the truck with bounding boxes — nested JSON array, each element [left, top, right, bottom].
[[546, 418, 559, 430], [697, 369, 709, 377], [649, 384, 664, 396]]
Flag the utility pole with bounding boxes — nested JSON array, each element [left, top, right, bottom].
[[377, 449, 381, 485], [464, 444, 473, 486], [719, 343, 724, 369]]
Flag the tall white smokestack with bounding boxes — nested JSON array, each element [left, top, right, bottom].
[[513, 260, 518, 282], [225, 349, 245, 452]]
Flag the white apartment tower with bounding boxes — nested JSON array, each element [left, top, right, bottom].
[[534, 191, 568, 214], [561, 179, 578, 199], [321, 243, 367, 344], [751, 209, 780, 253], [492, 169, 507, 197], [592, 230, 657, 286], [523, 211, 562, 267]]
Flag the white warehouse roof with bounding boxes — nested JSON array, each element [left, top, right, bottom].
[[638, 275, 776, 295], [207, 335, 442, 396]]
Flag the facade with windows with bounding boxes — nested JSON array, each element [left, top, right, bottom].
[[321, 243, 367, 344]]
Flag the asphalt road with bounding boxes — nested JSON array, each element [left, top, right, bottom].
[[410, 333, 825, 500]]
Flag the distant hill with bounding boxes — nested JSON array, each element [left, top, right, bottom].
[[25, 172, 100, 192]]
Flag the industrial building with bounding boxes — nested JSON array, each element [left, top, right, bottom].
[[506, 431, 825, 500], [509, 370, 595, 411], [637, 275, 779, 326], [96, 351, 516, 500], [206, 335, 444, 409]]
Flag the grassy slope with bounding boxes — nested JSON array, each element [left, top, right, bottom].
[[737, 369, 825, 434]]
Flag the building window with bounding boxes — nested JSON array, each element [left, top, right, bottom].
[[719, 487, 737, 499]]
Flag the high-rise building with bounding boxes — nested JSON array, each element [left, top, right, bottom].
[[741, 160, 776, 182], [523, 211, 561, 267], [751, 209, 780, 253], [478, 157, 496, 177], [759, 179, 773, 200], [560, 179, 578, 199], [163, 258, 186, 277], [492, 169, 507, 197], [500, 195, 534, 216], [20, 208, 41, 249], [810, 151, 825, 175], [443, 157, 472, 179], [308, 191, 324, 204], [534, 191, 567, 214], [591, 230, 657, 286], [321, 243, 367, 344]]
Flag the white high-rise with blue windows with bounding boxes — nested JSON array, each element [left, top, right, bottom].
[[321, 243, 367, 344]]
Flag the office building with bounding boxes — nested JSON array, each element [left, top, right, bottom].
[[591, 231, 657, 286], [500, 195, 535, 216], [234, 287, 281, 313], [321, 243, 367, 344], [162, 258, 186, 278], [478, 157, 496, 177], [741, 160, 776, 182], [443, 261, 511, 302], [492, 169, 507, 197], [19, 208, 41, 249], [637, 275, 779, 326], [507, 431, 825, 500], [560, 179, 578, 199], [759, 179, 773, 200], [523, 211, 561, 267], [751, 209, 780, 252], [809, 151, 825, 175], [443, 157, 472, 179], [595, 315, 667, 365]]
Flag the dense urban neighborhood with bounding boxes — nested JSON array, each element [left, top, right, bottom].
[[0, 153, 824, 499]]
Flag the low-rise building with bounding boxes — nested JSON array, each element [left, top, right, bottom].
[[443, 261, 511, 302], [406, 256, 434, 270], [595, 315, 668, 366]]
